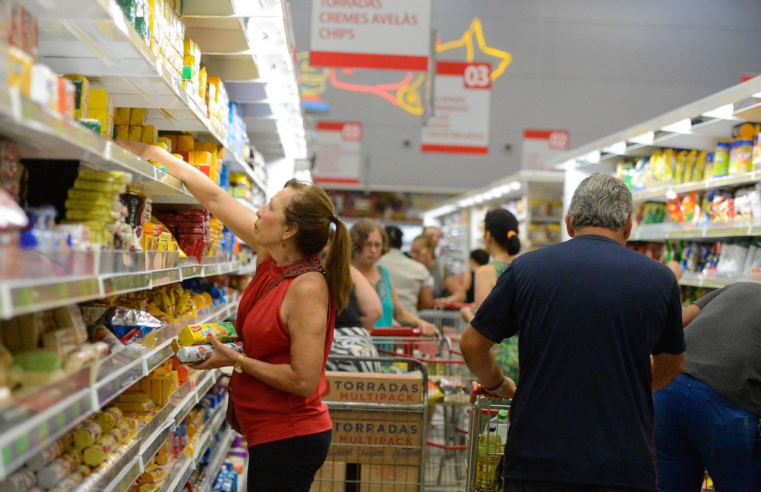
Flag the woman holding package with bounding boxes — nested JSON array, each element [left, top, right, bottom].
[[116, 140, 352, 492]]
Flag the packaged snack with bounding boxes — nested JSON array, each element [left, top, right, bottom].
[[95, 407, 123, 432], [83, 433, 119, 466], [174, 341, 244, 364], [130, 108, 147, 126], [35, 451, 82, 489], [26, 439, 64, 472], [0, 467, 35, 492], [51, 466, 90, 492], [73, 421, 102, 450], [114, 400, 155, 413], [713, 141, 731, 177], [177, 322, 237, 346], [115, 107, 131, 126]]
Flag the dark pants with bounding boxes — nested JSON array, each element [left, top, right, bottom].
[[247, 430, 332, 492], [654, 373, 761, 492], [505, 480, 639, 492]]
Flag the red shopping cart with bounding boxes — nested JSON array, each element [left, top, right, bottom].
[[369, 329, 475, 491]]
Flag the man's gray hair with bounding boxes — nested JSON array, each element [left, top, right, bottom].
[[568, 174, 633, 231]]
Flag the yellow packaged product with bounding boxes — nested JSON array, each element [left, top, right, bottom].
[[164, 134, 178, 151], [67, 188, 113, 201], [142, 125, 158, 144], [115, 125, 130, 141], [73, 106, 88, 119], [177, 134, 194, 151], [193, 151, 211, 166], [198, 66, 207, 100], [130, 107, 147, 126], [65, 209, 119, 222], [88, 89, 109, 110], [95, 407, 123, 432], [158, 137, 172, 152], [141, 465, 167, 484], [128, 125, 143, 142], [65, 198, 119, 211], [114, 400, 155, 413], [115, 107, 131, 126], [83, 433, 119, 466], [9, 47, 33, 97], [178, 322, 238, 346], [73, 421, 102, 450]]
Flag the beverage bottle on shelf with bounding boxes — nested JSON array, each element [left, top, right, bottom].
[[475, 424, 502, 492]]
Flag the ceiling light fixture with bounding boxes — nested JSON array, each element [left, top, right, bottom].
[[701, 104, 735, 119], [660, 119, 692, 134]]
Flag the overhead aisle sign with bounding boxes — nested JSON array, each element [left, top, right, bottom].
[[522, 129, 570, 170], [421, 61, 491, 155], [314, 121, 363, 186], [310, 0, 432, 71]]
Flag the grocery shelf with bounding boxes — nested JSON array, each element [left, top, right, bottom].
[[235, 198, 257, 214], [197, 428, 236, 492], [235, 262, 257, 276], [74, 440, 142, 492], [551, 76, 761, 171], [160, 453, 195, 492], [677, 272, 761, 289], [630, 222, 761, 242], [527, 216, 562, 224], [0, 255, 239, 320], [0, 86, 194, 203], [0, 305, 233, 481], [631, 171, 761, 203], [191, 396, 227, 464], [27, 0, 228, 145]]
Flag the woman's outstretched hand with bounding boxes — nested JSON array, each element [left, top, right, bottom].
[[115, 139, 159, 161]]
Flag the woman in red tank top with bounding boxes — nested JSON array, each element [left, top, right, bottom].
[[116, 141, 353, 492]]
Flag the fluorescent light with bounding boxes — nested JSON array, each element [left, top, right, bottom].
[[474, 195, 485, 204], [499, 184, 512, 194], [560, 159, 577, 170], [294, 170, 312, 182], [665, 189, 677, 200], [457, 199, 469, 207], [509, 181, 521, 191], [661, 119, 692, 134], [578, 150, 601, 164], [754, 92, 761, 98], [629, 131, 654, 146], [602, 141, 627, 155], [701, 104, 734, 119]]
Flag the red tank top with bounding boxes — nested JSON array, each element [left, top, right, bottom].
[[230, 257, 335, 446]]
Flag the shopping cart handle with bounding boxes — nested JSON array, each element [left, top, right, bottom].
[[432, 301, 473, 310], [368, 327, 421, 337]]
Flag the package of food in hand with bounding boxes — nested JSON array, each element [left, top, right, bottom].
[[177, 322, 237, 346], [173, 341, 243, 364]]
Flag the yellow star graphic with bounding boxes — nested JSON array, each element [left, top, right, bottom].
[[435, 17, 513, 81]]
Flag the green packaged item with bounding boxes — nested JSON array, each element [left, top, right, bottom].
[[13, 352, 63, 371], [78, 119, 101, 134]]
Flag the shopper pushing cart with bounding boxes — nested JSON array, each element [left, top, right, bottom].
[[460, 174, 685, 492]]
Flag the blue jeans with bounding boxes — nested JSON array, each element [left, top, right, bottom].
[[654, 373, 761, 492]]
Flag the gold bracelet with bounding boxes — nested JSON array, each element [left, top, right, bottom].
[[234, 354, 246, 374]]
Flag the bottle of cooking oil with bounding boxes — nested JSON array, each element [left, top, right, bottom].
[[475, 424, 502, 491]]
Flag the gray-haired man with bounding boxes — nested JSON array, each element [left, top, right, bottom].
[[461, 174, 686, 492]]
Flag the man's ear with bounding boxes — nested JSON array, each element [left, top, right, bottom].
[[565, 214, 575, 238], [622, 216, 633, 242]]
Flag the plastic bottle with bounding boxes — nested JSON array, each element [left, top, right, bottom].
[[475, 424, 502, 491], [494, 409, 508, 444]]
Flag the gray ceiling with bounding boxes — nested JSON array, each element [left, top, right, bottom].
[[285, 0, 761, 193]]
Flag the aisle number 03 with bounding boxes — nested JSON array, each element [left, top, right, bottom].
[[463, 64, 491, 89]]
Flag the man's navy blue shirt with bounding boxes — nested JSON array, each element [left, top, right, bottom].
[[472, 234, 685, 491]]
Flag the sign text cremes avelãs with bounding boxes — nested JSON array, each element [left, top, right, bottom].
[[310, 0, 432, 71]]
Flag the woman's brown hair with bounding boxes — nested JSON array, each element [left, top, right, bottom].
[[282, 180, 352, 312], [349, 218, 385, 259]]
